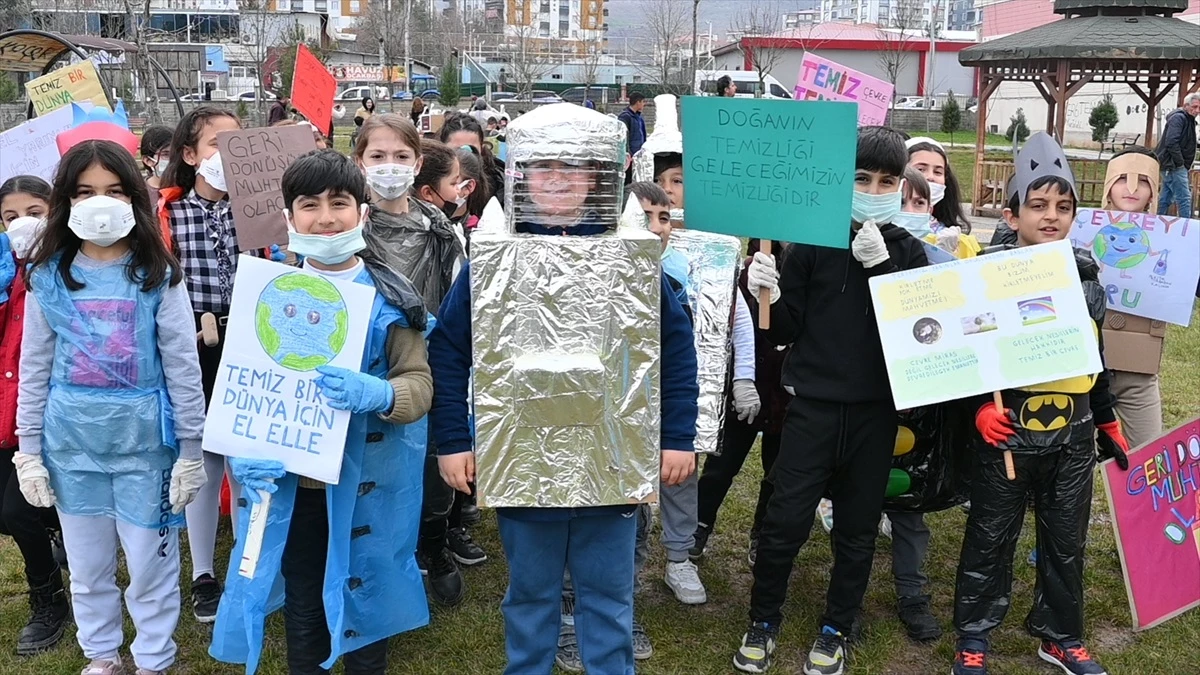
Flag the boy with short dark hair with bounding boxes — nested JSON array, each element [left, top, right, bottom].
[[736, 126, 928, 674], [951, 133, 1128, 675]]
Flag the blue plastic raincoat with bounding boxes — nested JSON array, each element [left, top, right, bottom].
[[210, 268, 429, 674], [30, 256, 181, 530]]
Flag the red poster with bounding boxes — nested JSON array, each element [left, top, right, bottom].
[[1102, 416, 1200, 629], [290, 44, 335, 133]]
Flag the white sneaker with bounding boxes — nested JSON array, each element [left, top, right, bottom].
[[82, 657, 125, 675], [665, 559, 707, 604], [817, 499, 834, 533]]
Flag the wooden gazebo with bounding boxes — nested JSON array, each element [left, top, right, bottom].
[[958, 0, 1200, 215]]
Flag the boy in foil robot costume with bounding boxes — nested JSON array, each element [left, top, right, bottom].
[[428, 103, 700, 675]]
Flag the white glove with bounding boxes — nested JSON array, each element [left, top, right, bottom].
[[852, 220, 890, 269], [731, 379, 762, 425], [935, 226, 962, 254], [746, 252, 781, 305], [13, 453, 55, 508], [168, 457, 207, 514]]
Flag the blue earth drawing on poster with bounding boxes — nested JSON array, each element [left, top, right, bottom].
[[255, 273, 349, 371], [1092, 221, 1156, 279]]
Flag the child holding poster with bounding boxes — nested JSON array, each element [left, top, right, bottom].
[[17, 139, 208, 675], [951, 133, 1129, 675], [210, 148, 433, 675], [736, 126, 928, 675], [906, 137, 981, 259]]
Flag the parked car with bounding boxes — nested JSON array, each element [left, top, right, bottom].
[[523, 90, 563, 103], [179, 92, 205, 101], [419, 89, 441, 101], [337, 85, 389, 102], [489, 91, 519, 103], [894, 96, 941, 110], [236, 90, 277, 101], [392, 90, 414, 100], [694, 70, 792, 100], [559, 86, 604, 105]]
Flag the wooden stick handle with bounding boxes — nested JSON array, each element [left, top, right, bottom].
[[758, 239, 772, 330], [994, 391, 1016, 480]]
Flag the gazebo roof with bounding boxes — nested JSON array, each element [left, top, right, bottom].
[[959, 13, 1200, 64]]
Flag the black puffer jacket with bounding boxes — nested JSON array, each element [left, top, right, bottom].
[[1155, 108, 1197, 171]]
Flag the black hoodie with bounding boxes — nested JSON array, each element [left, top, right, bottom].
[[768, 223, 928, 403]]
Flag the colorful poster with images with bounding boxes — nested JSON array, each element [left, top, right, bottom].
[[680, 96, 857, 249], [24, 59, 109, 116], [1069, 209, 1199, 326], [1101, 417, 1200, 630], [794, 52, 894, 126], [868, 240, 1103, 409], [201, 257, 376, 484], [0, 103, 91, 185]]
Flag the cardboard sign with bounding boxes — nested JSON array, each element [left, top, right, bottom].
[[290, 44, 336, 133], [0, 32, 68, 72], [217, 126, 317, 250], [201, 257, 376, 484], [1069, 209, 1199, 326], [24, 60, 109, 116], [1101, 417, 1200, 630], [681, 96, 856, 248], [0, 104, 89, 185], [869, 240, 1103, 409], [795, 52, 894, 127]]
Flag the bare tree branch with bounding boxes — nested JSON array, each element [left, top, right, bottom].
[[506, 26, 552, 97], [639, 0, 690, 85], [733, 0, 784, 96], [876, 1, 924, 109]]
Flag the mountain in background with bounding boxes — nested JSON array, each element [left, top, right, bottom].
[[605, 0, 820, 41]]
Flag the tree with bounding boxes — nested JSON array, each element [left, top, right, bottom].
[[579, 38, 604, 109], [1089, 94, 1120, 143], [122, 0, 161, 121], [0, 73, 19, 104], [876, 1, 923, 111], [1006, 107, 1031, 143], [507, 26, 551, 98], [640, 0, 690, 86], [941, 90, 961, 144], [440, 52, 461, 107], [690, 0, 701, 89], [276, 25, 326, 98], [733, 0, 784, 97]]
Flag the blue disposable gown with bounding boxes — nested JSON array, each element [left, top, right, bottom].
[[209, 268, 429, 673], [30, 256, 182, 530]]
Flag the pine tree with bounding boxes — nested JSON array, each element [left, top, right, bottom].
[[1089, 94, 1120, 143], [941, 90, 962, 145], [1006, 108, 1030, 143], [440, 51, 462, 108]]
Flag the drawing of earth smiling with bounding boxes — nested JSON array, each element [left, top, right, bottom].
[[255, 273, 349, 371]]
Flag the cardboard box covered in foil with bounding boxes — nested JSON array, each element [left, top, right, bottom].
[[668, 229, 743, 454], [470, 229, 663, 508]]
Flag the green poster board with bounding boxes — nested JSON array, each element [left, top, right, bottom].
[[681, 96, 857, 249]]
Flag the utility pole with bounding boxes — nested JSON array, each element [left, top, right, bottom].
[[925, 0, 938, 122], [404, 0, 413, 103]]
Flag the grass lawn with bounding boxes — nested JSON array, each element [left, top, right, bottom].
[[913, 131, 1013, 148]]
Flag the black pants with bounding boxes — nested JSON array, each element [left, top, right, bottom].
[[194, 312, 228, 407], [418, 446, 456, 555], [283, 487, 389, 674], [954, 441, 1094, 643], [749, 397, 896, 633], [696, 414, 780, 533], [0, 458, 60, 586]]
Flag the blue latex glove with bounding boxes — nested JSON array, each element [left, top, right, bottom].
[[229, 457, 286, 504], [315, 365, 394, 415], [0, 234, 15, 304], [268, 244, 287, 262]]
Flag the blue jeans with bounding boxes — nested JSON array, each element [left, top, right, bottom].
[[497, 510, 636, 675], [1159, 167, 1193, 217]]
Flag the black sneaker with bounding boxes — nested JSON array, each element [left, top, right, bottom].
[[447, 527, 487, 566], [689, 522, 712, 561], [17, 568, 70, 656], [803, 626, 847, 675], [424, 548, 465, 606], [732, 621, 778, 673], [191, 573, 222, 623], [459, 499, 481, 527], [952, 646, 989, 675], [898, 594, 942, 642], [747, 532, 759, 567], [1037, 640, 1108, 675]]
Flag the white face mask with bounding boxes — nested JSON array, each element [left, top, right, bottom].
[[198, 152, 227, 192], [155, 157, 170, 178], [365, 163, 416, 201], [929, 182, 947, 207], [68, 196, 136, 247], [284, 205, 369, 266], [6, 216, 46, 259], [892, 211, 934, 239]]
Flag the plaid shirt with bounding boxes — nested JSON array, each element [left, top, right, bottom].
[[168, 190, 256, 314]]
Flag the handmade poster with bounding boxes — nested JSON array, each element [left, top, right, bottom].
[[922, 241, 957, 265], [24, 59, 109, 116], [201, 257, 375, 484], [1101, 417, 1200, 630], [794, 52, 894, 127], [869, 239, 1103, 409], [0, 104, 90, 184], [217, 126, 317, 250], [681, 96, 856, 248], [290, 44, 336, 133], [1069, 209, 1199, 326]]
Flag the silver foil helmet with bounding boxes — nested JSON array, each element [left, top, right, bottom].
[[504, 103, 626, 230], [632, 94, 682, 185]]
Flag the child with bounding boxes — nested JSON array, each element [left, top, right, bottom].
[[0, 176, 70, 656], [412, 139, 464, 223], [439, 112, 506, 207], [452, 146, 493, 232], [951, 132, 1127, 675], [139, 125, 173, 190], [1098, 147, 1165, 449], [430, 104, 699, 675], [159, 104, 245, 623], [211, 149, 433, 675], [16, 140, 207, 675], [906, 137, 981, 258], [738, 126, 928, 675], [354, 114, 467, 605], [894, 167, 936, 238]]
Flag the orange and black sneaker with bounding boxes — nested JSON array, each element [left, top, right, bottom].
[[1037, 640, 1108, 675], [951, 646, 989, 675]]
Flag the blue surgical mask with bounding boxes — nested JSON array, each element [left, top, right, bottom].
[[892, 211, 934, 238], [287, 226, 367, 265], [851, 189, 902, 225]]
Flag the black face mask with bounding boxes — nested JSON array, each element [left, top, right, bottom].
[[438, 197, 458, 220]]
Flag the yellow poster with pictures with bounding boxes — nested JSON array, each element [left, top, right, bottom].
[[868, 239, 1103, 409]]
